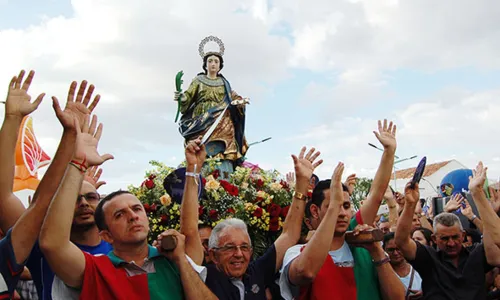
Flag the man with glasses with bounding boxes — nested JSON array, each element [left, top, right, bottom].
[[395, 181, 496, 299], [204, 147, 324, 300]]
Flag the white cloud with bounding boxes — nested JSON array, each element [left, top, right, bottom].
[[0, 0, 293, 193]]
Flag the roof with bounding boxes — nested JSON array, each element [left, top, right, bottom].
[[394, 160, 451, 179]]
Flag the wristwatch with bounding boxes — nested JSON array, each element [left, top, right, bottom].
[[471, 215, 478, 222], [293, 191, 307, 201], [372, 252, 390, 267]]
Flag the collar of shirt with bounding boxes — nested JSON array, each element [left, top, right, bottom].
[[107, 244, 160, 266]]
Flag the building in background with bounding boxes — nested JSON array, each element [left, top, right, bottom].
[[391, 160, 468, 199]]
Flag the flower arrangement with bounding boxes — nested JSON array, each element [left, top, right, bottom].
[[128, 158, 295, 257]]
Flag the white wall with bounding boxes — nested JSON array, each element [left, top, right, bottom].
[[390, 160, 467, 200]]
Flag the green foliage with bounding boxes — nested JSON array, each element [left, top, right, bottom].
[[351, 177, 373, 210]]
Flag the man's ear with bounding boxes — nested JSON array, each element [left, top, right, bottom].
[[310, 204, 320, 219], [209, 249, 218, 264], [431, 234, 437, 245], [100, 230, 113, 244]]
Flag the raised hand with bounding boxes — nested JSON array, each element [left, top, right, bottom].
[[344, 173, 357, 196], [404, 182, 420, 206], [185, 137, 206, 168], [286, 172, 295, 187], [444, 193, 465, 212], [4, 70, 45, 118], [84, 166, 106, 189], [291, 147, 323, 183], [73, 115, 113, 168], [52, 80, 100, 131], [461, 199, 474, 219], [373, 119, 397, 151], [329, 162, 345, 206], [489, 187, 500, 213], [469, 162, 487, 192]]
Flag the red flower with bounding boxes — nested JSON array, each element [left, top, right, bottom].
[[280, 180, 289, 190], [228, 186, 239, 197], [255, 179, 264, 189], [220, 180, 239, 196], [268, 204, 281, 217], [202, 177, 207, 187], [209, 209, 219, 220], [148, 174, 156, 180], [143, 203, 151, 213], [143, 179, 155, 189], [150, 204, 158, 212], [280, 205, 290, 218], [160, 215, 168, 225], [269, 216, 280, 231], [227, 207, 236, 214], [253, 207, 263, 218], [307, 191, 313, 199], [255, 196, 264, 203], [199, 206, 205, 216], [212, 169, 220, 179]]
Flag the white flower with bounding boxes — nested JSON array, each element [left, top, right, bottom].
[[269, 182, 282, 191]]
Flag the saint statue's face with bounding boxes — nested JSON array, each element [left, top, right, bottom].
[[207, 55, 220, 74]]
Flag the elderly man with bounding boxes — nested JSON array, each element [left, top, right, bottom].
[[199, 147, 323, 299], [39, 117, 215, 299], [395, 162, 500, 300]]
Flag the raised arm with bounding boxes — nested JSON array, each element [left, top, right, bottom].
[[384, 186, 399, 228], [395, 182, 420, 261], [10, 79, 101, 266], [468, 162, 500, 266], [274, 147, 323, 272], [288, 162, 343, 286], [40, 112, 113, 288], [0, 70, 44, 231], [180, 138, 206, 265], [361, 120, 397, 225]]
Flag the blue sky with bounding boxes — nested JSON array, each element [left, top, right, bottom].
[[1, 0, 500, 205]]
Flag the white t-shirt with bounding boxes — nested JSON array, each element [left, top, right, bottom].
[[399, 266, 422, 294], [279, 242, 354, 300]]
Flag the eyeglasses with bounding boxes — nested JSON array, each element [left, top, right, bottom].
[[213, 244, 253, 253], [77, 192, 100, 202], [436, 235, 462, 242], [385, 247, 401, 253]]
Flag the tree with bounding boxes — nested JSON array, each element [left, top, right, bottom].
[[351, 177, 373, 210]]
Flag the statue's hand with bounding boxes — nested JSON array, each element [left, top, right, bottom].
[[231, 98, 250, 106], [174, 91, 181, 102]]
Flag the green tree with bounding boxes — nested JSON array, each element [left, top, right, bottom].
[[351, 177, 373, 210]]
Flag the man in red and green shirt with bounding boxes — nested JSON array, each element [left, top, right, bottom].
[[280, 120, 405, 300], [39, 116, 216, 300]]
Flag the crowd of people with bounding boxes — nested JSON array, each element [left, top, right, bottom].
[[1, 69, 500, 300]]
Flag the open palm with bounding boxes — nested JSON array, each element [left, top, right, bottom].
[[5, 70, 44, 117], [469, 162, 487, 192], [74, 115, 113, 167], [292, 147, 323, 181], [53, 80, 100, 131], [373, 119, 397, 150]]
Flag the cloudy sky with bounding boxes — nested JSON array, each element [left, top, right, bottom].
[[1, 0, 500, 203]]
